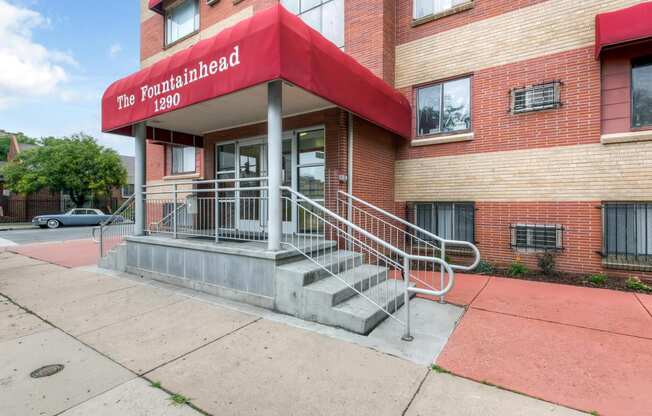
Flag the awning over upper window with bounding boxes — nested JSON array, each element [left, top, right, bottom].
[[595, 2, 652, 59], [148, 0, 164, 15], [102, 4, 411, 139]]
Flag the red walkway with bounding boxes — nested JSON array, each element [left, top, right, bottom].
[[8, 239, 99, 268], [438, 274, 652, 416]]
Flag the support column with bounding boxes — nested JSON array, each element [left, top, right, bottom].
[[267, 80, 282, 251], [134, 122, 147, 236]]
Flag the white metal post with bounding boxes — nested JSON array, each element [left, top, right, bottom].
[[173, 183, 178, 239], [402, 256, 413, 342], [214, 180, 220, 243], [440, 241, 446, 303], [267, 80, 283, 251], [134, 122, 147, 236]]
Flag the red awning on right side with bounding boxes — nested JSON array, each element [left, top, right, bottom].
[[595, 2, 652, 58]]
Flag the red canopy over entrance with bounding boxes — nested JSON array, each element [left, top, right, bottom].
[[102, 5, 411, 138], [595, 2, 652, 58]]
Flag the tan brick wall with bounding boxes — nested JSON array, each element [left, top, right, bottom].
[[140, 0, 156, 22], [395, 141, 652, 202], [395, 0, 643, 88]]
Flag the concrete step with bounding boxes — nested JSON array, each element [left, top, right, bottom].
[[331, 279, 416, 335], [276, 250, 363, 286], [303, 264, 388, 307]]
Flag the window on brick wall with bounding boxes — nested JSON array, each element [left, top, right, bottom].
[[603, 203, 652, 262], [165, 0, 199, 46], [632, 58, 652, 128], [417, 77, 471, 136], [170, 145, 196, 174], [510, 224, 563, 251], [281, 0, 344, 48], [413, 0, 469, 20], [412, 202, 474, 242], [510, 81, 562, 114]]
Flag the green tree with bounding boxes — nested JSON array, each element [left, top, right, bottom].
[[1, 133, 126, 207]]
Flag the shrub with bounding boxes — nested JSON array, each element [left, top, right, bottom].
[[587, 273, 608, 286], [537, 252, 557, 276], [507, 260, 529, 277], [474, 260, 496, 275], [625, 276, 652, 292]]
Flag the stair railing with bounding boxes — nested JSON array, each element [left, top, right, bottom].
[[336, 190, 480, 303], [281, 186, 455, 341], [94, 194, 136, 258]]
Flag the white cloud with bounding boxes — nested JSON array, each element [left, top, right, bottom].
[[109, 43, 122, 58], [0, 0, 76, 107]]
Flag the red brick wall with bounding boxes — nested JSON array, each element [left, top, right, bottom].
[[352, 116, 398, 215], [475, 201, 652, 281], [601, 41, 652, 134], [396, 0, 546, 45], [146, 141, 165, 182], [346, 0, 395, 83], [397, 46, 601, 160]]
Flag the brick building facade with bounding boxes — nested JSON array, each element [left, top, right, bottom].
[[137, 0, 652, 280]]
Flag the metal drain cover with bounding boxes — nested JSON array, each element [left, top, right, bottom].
[[30, 364, 64, 378]]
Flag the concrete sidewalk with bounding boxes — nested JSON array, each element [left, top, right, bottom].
[[0, 251, 582, 416]]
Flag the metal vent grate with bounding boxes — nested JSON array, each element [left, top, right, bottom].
[[510, 81, 562, 114]]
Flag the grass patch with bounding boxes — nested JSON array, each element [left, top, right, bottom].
[[625, 276, 652, 292], [590, 411, 600, 416], [586, 273, 608, 286], [431, 364, 450, 374], [168, 393, 191, 406], [149, 381, 162, 389]]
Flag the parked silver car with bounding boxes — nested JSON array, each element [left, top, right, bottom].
[[32, 208, 119, 229]]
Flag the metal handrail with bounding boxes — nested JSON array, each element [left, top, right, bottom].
[[92, 194, 135, 243], [337, 190, 480, 271], [143, 177, 269, 189], [281, 186, 455, 296]]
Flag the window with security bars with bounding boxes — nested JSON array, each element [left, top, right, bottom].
[[603, 203, 652, 261], [411, 202, 475, 243], [510, 81, 562, 114], [510, 224, 563, 251]]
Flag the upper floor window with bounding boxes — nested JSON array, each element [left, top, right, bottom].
[[413, 0, 468, 20], [417, 77, 471, 136], [171, 146, 196, 174], [632, 58, 652, 129], [166, 0, 199, 46], [281, 0, 344, 48]]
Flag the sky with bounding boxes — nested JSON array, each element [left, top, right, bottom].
[[0, 0, 140, 156]]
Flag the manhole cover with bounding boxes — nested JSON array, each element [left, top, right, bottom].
[[30, 364, 64, 378]]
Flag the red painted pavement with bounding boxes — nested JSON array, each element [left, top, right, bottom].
[[472, 277, 652, 339], [636, 293, 652, 317], [437, 275, 652, 416], [9, 239, 99, 268], [438, 308, 652, 416]]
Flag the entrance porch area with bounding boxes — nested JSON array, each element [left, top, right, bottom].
[[99, 5, 477, 338]]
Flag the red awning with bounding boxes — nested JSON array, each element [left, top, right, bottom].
[[102, 5, 411, 138], [148, 0, 164, 15], [595, 2, 652, 58]]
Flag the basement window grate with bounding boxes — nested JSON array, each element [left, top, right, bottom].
[[510, 81, 562, 114], [510, 224, 564, 251]]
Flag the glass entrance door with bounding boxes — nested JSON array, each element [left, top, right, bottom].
[[238, 142, 266, 233], [215, 129, 325, 238]]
